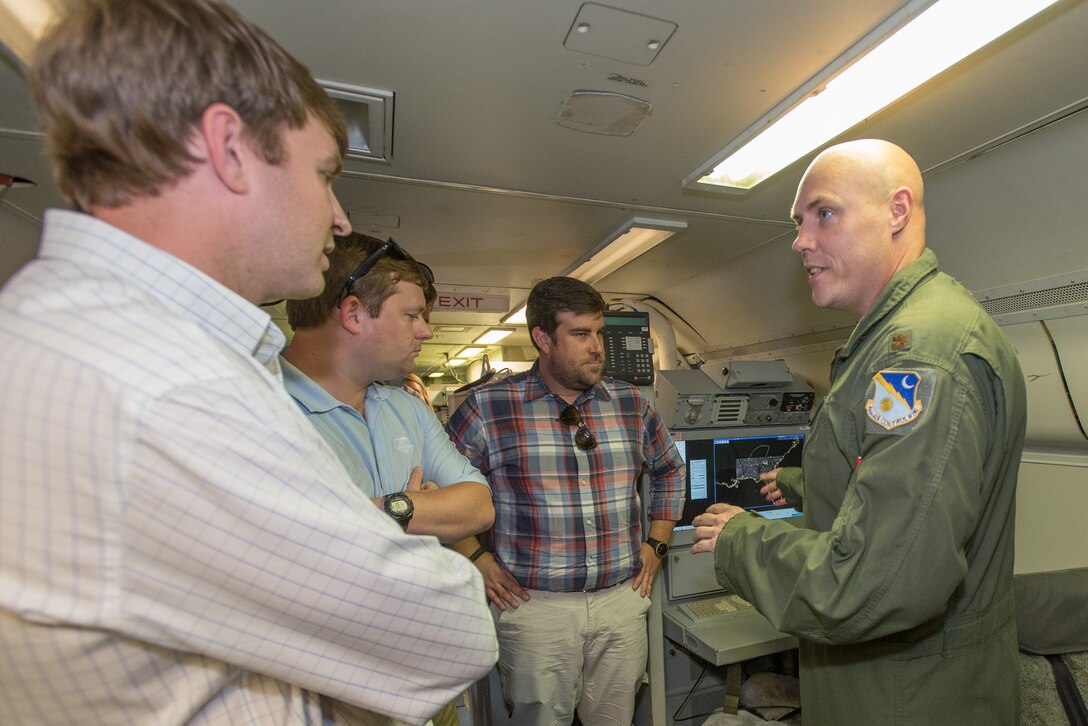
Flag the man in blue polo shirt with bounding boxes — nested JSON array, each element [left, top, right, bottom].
[[282, 232, 493, 541]]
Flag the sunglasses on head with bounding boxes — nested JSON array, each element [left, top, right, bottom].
[[336, 237, 436, 308], [558, 405, 597, 451]]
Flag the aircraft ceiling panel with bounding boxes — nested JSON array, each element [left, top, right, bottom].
[[923, 104, 1088, 295], [3, 1, 1087, 383], [222, 0, 906, 222]]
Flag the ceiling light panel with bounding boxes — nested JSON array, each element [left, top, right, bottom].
[[502, 306, 528, 325], [474, 328, 516, 345], [565, 217, 687, 284], [685, 0, 1060, 193], [0, 0, 70, 62]]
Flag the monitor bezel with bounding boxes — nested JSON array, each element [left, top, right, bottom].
[[669, 423, 809, 547]]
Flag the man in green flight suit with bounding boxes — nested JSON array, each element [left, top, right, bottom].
[[692, 139, 1027, 725]]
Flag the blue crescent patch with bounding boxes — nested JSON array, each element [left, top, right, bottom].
[[865, 369, 929, 432]]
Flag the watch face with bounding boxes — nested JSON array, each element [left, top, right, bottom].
[[384, 493, 414, 528]]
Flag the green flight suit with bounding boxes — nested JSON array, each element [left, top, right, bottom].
[[714, 249, 1027, 725]]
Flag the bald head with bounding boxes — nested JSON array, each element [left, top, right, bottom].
[[790, 139, 927, 318], [809, 139, 925, 215]]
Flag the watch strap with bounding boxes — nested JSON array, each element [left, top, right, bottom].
[[646, 536, 669, 558]]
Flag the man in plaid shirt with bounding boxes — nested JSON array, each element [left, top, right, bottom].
[[446, 276, 685, 726]]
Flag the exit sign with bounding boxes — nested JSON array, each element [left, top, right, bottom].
[[432, 286, 510, 314]]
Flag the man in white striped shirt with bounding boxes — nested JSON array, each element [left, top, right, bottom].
[[0, 1, 497, 724]]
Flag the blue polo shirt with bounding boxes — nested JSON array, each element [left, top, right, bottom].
[[282, 358, 488, 497]]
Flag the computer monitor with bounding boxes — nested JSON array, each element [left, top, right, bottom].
[[670, 425, 808, 547]]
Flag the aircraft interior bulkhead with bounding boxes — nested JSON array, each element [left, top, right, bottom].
[[2, 1, 1087, 724]]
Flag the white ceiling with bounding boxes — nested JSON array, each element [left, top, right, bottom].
[[2, 0, 1086, 381]]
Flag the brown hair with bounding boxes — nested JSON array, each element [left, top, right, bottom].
[[286, 232, 430, 330], [526, 276, 606, 351], [29, 0, 346, 211]]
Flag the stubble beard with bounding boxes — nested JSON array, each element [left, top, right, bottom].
[[550, 356, 603, 392]]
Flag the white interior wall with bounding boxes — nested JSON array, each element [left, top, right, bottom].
[[1015, 457, 1088, 574]]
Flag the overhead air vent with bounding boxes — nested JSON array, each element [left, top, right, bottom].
[[558, 91, 651, 136], [975, 270, 1088, 326], [318, 80, 394, 162], [712, 395, 748, 425]]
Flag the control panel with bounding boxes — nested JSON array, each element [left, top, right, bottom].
[[655, 364, 815, 429], [603, 310, 654, 386]]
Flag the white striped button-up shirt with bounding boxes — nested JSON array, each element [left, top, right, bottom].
[[0, 210, 496, 725]]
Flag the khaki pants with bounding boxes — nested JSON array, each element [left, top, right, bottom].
[[493, 580, 651, 726], [430, 701, 459, 726]]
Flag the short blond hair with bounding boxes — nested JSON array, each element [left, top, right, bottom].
[[29, 0, 346, 211]]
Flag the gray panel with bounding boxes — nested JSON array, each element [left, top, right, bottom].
[[1048, 315, 1088, 446], [1003, 321, 1087, 451]]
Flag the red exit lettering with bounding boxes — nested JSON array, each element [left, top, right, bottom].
[[437, 295, 485, 309]]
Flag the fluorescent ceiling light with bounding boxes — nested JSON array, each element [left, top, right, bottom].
[[447, 358, 468, 367], [0, 0, 71, 62], [457, 347, 486, 358], [502, 305, 527, 325], [564, 216, 687, 284], [686, 0, 1060, 193], [473, 328, 516, 345], [500, 216, 685, 324], [427, 371, 445, 379]]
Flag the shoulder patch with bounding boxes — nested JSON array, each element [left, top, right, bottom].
[[865, 369, 932, 434]]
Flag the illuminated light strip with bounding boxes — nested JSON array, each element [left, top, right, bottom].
[[688, 0, 1061, 192]]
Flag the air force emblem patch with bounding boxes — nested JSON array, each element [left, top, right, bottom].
[[865, 369, 931, 433]]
